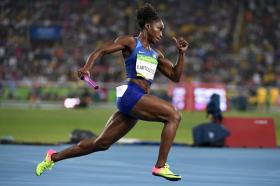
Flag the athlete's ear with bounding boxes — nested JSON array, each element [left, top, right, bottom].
[[144, 23, 151, 30]]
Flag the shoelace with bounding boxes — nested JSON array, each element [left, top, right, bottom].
[[164, 164, 170, 169], [163, 164, 175, 175], [41, 161, 51, 170]]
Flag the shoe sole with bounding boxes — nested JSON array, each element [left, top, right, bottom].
[[152, 173, 182, 181]]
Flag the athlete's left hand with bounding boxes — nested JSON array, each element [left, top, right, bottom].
[[172, 37, 189, 54]]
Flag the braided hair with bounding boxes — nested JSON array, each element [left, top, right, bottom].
[[137, 3, 160, 29]]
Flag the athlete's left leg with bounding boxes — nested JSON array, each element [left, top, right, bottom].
[[51, 111, 138, 162], [36, 111, 137, 176]]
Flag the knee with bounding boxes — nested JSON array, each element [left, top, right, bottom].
[[77, 138, 111, 152], [173, 110, 181, 125], [176, 111, 182, 123], [168, 108, 181, 126], [77, 139, 95, 149], [94, 139, 111, 151]]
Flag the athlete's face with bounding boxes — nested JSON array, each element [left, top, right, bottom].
[[146, 19, 164, 44]]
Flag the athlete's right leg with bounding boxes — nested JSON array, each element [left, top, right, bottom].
[[130, 94, 182, 181], [131, 94, 181, 168], [36, 111, 137, 175]]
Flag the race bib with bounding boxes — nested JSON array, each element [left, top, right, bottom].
[[136, 54, 158, 80]]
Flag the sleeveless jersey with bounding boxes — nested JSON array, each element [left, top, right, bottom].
[[124, 37, 159, 84]]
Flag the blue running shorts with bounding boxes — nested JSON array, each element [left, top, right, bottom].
[[116, 82, 146, 116]]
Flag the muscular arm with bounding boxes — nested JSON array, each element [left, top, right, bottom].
[[157, 51, 185, 82], [78, 36, 135, 78], [157, 37, 189, 83]]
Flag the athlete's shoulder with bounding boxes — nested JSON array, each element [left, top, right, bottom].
[[114, 35, 136, 48], [153, 48, 164, 59]]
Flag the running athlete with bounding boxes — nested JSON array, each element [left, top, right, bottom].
[[36, 3, 189, 181]]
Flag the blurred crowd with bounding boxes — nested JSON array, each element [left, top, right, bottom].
[[0, 0, 280, 87]]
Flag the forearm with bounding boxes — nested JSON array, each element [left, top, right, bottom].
[[83, 50, 102, 70], [83, 39, 127, 71], [173, 52, 185, 82], [78, 36, 132, 79], [157, 37, 188, 82]]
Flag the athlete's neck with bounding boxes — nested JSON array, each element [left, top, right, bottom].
[[138, 32, 150, 50]]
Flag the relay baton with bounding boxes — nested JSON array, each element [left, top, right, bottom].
[[83, 75, 99, 90]]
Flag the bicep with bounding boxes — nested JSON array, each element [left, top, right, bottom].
[[96, 36, 134, 55], [157, 56, 174, 77], [97, 41, 125, 55]]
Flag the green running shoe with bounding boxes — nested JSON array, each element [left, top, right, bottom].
[[35, 149, 56, 176], [152, 163, 182, 181]]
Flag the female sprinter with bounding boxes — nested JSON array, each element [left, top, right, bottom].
[[36, 3, 188, 181]]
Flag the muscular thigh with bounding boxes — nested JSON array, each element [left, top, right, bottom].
[[96, 111, 138, 144], [130, 94, 176, 122]]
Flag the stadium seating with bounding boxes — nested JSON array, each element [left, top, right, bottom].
[[1, 0, 279, 103]]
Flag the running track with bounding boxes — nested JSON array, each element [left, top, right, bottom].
[[1, 145, 280, 186]]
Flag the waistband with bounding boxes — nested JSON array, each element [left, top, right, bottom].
[[126, 81, 146, 94]]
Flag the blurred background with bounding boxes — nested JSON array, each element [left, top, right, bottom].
[[0, 0, 279, 145]]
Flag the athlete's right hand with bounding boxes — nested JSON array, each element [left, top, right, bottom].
[[77, 67, 90, 80]]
